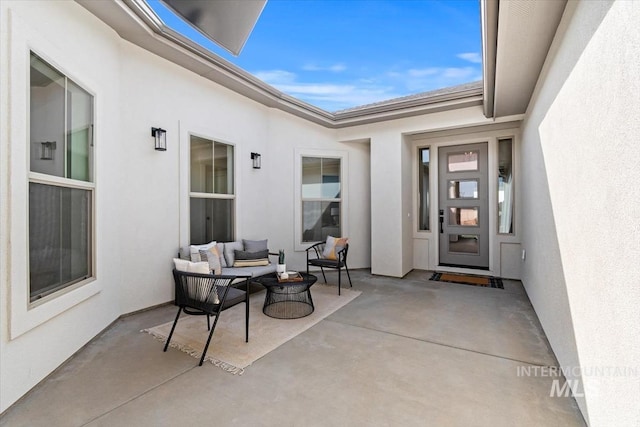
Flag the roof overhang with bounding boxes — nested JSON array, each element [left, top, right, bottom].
[[481, 0, 567, 118], [76, 0, 484, 129], [161, 0, 266, 56]]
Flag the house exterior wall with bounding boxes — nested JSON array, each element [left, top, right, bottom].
[[0, 0, 370, 412], [0, 0, 124, 412], [520, 1, 640, 425], [337, 109, 519, 278]]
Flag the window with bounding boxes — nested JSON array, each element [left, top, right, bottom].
[[418, 147, 430, 230], [29, 52, 94, 303], [498, 138, 514, 234], [189, 135, 234, 244], [301, 157, 341, 242]]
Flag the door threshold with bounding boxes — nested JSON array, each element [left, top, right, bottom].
[[439, 263, 489, 271], [437, 264, 494, 277]]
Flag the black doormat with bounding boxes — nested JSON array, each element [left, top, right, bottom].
[[429, 272, 504, 289]]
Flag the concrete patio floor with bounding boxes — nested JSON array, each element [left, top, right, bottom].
[[0, 269, 585, 426]]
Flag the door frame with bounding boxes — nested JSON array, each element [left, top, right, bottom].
[[413, 136, 500, 276], [437, 142, 490, 269]]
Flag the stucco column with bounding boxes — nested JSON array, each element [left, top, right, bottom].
[[370, 134, 405, 277]]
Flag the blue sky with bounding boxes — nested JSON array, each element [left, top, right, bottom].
[[149, 0, 482, 112]]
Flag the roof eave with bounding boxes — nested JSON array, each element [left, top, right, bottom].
[[481, 0, 498, 118], [77, 0, 487, 129]]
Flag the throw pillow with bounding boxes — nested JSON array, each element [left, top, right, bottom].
[[322, 236, 349, 260], [233, 259, 269, 267], [243, 239, 268, 253], [172, 260, 220, 304], [178, 247, 191, 260], [188, 261, 210, 274], [216, 242, 227, 267], [223, 241, 244, 266], [199, 247, 222, 275], [234, 249, 269, 260], [173, 258, 210, 274], [189, 241, 217, 262], [173, 258, 191, 272]]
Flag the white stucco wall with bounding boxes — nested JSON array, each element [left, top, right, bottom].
[[0, 0, 124, 412], [520, 1, 640, 425], [0, 0, 371, 412]]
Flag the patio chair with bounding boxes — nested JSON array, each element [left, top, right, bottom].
[[306, 241, 352, 295], [164, 269, 250, 366]]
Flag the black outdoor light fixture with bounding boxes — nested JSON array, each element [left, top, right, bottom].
[[251, 152, 261, 169], [151, 127, 167, 151], [40, 141, 56, 160]]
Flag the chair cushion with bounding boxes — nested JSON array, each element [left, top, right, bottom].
[[322, 236, 348, 260], [222, 264, 277, 278], [308, 258, 344, 268], [222, 287, 247, 309]]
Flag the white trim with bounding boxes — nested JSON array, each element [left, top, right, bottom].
[[7, 18, 102, 338], [184, 131, 238, 245]]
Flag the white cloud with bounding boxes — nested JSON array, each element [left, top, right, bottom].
[[393, 66, 480, 92], [457, 52, 482, 64], [253, 63, 482, 111], [302, 63, 347, 72], [252, 70, 297, 83], [407, 68, 440, 77], [252, 68, 401, 111]]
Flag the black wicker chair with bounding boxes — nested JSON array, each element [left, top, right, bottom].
[[164, 269, 250, 366], [306, 242, 352, 295]]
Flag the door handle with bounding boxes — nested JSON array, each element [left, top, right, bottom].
[[439, 209, 444, 234]]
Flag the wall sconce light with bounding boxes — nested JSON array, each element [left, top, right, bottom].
[[151, 127, 167, 151], [251, 152, 261, 169], [40, 141, 56, 160]]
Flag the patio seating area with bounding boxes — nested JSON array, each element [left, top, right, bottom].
[[0, 270, 585, 426]]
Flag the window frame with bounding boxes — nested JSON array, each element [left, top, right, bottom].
[[294, 148, 348, 251], [27, 50, 96, 307], [188, 134, 236, 244]]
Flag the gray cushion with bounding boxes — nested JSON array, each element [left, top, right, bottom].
[[235, 249, 269, 260], [222, 264, 276, 278], [223, 241, 244, 266], [243, 239, 268, 252]]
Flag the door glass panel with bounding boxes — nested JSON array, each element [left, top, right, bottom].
[[448, 234, 479, 254], [448, 151, 478, 172], [448, 180, 478, 199], [448, 207, 478, 226]]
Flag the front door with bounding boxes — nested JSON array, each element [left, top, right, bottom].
[[438, 143, 489, 269]]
